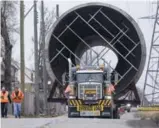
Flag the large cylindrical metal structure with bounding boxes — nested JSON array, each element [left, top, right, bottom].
[[45, 3, 146, 98]]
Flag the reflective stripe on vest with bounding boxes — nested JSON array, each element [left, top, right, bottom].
[[0, 91, 9, 103]]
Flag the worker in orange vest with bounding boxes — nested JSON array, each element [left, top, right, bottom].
[[11, 86, 24, 118], [64, 85, 72, 98], [0, 87, 11, 118], [105, 84, 115, 95]]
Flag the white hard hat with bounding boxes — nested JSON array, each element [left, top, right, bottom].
[[2, 87, 5, 90]]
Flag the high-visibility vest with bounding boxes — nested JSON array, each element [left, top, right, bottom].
[[64, 85, 72, 93], [105, 85, 115, 95], [0, 91, 9, 103], [11, 90, 24, 103]]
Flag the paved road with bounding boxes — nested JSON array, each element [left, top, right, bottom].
[[1, 111, 158, 128]]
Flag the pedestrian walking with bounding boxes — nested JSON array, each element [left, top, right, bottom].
[[11, 86, 24, 118], [0, 87, 12, 118]]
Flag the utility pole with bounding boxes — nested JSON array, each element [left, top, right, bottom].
[[20, 1, 25, 114], [34, 0, 39, 115], [41, 0, 47, 115], [56, 4, 59, 19]]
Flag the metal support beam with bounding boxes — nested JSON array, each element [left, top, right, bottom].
[[89, 14, 135, 57], [53, 34, 85, 65], [75, 11, 138, 71], [142, 3, 159, 105], [56, 49, 75, 66], [99, 10, 137, 46]]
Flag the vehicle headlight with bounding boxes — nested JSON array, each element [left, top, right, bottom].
[[105, 96, 112, 99], [69, 96, 76, 99], [126, 103, 131, 107]]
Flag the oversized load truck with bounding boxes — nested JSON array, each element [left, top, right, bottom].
[[45, 2, 146, 118], [66, 59, 120, 118]]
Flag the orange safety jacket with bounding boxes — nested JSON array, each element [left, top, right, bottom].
[[11, 90, 24, 103], [105, 85, 115, 95], [0, 91, 9, 103], [64, 85, 72, 94]]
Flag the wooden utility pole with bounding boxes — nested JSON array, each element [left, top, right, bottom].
[[41, 0, 47, 115], [34, 0, 39, 115], [56, 4, 59, 19], [20, 1, 25, 114]]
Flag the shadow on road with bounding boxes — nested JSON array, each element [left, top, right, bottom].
[[126, 120, 158, 128]]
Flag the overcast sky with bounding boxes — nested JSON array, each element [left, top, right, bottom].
[[12, 0, 158, 98]]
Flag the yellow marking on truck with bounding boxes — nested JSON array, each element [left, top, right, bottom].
[[102, 100, 105, 106], [69, 100, 73, 106], [105, 100, 109, 106], [77, 105, 103, 111], [107, 100, 111, 106], [72, 100, 77, 106], [99, 100, 102, 105], [85, 90, 96, 94], [78, 100, 82, 105], [69, 100, 82, 106], [76, 100, 79, 106]]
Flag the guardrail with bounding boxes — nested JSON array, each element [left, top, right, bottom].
[[138, 106, 159, 111], [137, 106, 159, 126]]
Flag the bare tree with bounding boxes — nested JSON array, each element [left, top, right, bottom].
[[1, 1, 18, 91]]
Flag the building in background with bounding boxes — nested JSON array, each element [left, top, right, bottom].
[[12, 60, 35, 92]]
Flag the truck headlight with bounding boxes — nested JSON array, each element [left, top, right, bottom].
[[69, 96, 76, 99], [105, 96, 112, 99]]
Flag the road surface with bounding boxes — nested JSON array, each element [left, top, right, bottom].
[[1, 110, 158, 128]]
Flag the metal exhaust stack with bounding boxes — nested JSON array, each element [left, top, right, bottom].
[[68, 58, 72, 84], [45, 2, 146, 99]]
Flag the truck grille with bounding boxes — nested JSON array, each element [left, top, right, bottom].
[[78, 83, 102, 100]]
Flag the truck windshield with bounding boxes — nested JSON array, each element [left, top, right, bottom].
[[76, 73, 103, 83]]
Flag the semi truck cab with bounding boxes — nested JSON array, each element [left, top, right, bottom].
[[66, 58, 120, 118]]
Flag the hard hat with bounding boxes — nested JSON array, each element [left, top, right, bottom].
[[2, 87, 5, 90]]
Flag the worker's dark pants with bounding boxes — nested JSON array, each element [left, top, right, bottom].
[[1, 103, 8, 117]]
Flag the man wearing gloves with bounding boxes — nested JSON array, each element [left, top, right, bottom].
[[11, 86, 24, 118]]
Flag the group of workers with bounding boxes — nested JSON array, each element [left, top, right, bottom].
[[0, 86, 24, 118]]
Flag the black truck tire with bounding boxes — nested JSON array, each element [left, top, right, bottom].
[[127, 109, 130, 112], [68, 107, 73, 118], [113, 107, 120, 119]]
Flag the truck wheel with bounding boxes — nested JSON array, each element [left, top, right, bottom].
[[68, 107, 73, 118], [127, 109, 130, 112], [113, 108, 120, 119]]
